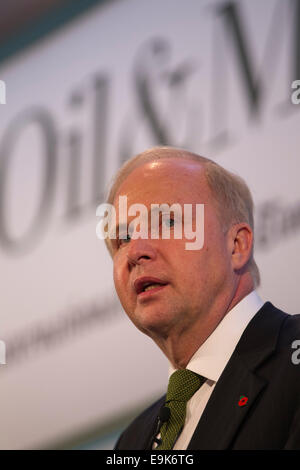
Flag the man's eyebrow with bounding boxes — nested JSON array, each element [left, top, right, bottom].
[[150, 204, 182, 214], [110, 222, 128, 238], [112, 206, 180, 230], [110, 204, 183, 237]]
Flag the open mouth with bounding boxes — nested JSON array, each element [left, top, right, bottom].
[[134, 277, 168, 296], [138, 283, 168, 298]]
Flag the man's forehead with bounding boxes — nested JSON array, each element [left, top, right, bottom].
[[113, 158, 208, 204]]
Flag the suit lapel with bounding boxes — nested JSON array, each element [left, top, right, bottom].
[[187, 357, 267, 449], [187, 302, 288, 449]]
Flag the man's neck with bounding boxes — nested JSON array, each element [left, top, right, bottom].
[[155, 278, 255, 369]]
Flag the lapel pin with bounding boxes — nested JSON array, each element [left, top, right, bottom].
[[238, 395, 248, 407]]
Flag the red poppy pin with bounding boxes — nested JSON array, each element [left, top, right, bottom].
[[238, 395, 248, 407]]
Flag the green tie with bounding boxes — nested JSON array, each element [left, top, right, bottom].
[[157, 369, 206, 450]]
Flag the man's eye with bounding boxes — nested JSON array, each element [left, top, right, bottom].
[[163, 217, 175, 227], [118, 233, 131, 246]]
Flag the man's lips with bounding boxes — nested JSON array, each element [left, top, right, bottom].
[[133, 276, 168, 296], [137, 284, 167, 299]]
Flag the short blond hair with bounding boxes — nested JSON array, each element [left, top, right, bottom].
[[105, 146, 260, 287]]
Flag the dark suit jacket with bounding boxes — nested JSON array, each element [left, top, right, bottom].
[[114, 302, 300, 450]]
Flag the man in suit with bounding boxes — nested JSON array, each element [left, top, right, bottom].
[[103, 146, 300, 450]]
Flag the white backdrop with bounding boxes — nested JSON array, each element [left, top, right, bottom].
[[0, 0, 299, 449]]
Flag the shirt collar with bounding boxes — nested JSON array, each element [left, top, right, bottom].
[[168, 290, 264, 382]]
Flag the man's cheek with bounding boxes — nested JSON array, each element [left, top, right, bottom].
[[113, 272, 123, 300], [113, 263, 122, 286]]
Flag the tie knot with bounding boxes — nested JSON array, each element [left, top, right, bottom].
[[166, 369, 205, 403]]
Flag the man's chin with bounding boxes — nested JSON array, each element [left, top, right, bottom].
[[132, 310, 176, 338]]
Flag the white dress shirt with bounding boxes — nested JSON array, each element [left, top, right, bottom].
[[155, 290, 264, 450]]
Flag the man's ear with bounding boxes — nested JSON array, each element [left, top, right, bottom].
[[228, 223, 253, 271]]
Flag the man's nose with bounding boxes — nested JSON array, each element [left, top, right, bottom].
[[126, 237, 157, 267]]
